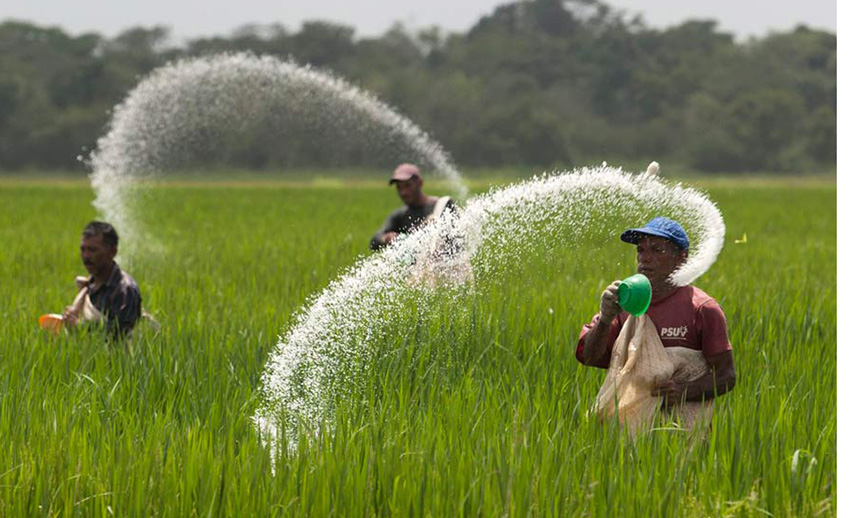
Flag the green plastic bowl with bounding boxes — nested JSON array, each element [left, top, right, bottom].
[[618, 273, 652, 316]]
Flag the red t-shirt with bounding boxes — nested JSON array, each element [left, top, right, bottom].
[[576, 285, 732, 368]]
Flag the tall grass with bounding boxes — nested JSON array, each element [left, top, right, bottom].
[[0, 179, 835, 516]]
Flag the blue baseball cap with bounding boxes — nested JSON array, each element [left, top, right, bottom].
[[620, 217, 690, 251]]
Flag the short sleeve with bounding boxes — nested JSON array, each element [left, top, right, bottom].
[[696, 299, 732, 357]]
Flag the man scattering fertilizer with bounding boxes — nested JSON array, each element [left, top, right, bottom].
[[369, 163, 456, 251], [576, 217, 736, 433], [48, 221, 142, 339]]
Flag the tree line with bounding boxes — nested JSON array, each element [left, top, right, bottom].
[[0, 0, 835, 173]]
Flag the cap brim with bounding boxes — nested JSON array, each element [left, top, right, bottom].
[[389, 174, 419, 185], [620, 227, 672, 244]]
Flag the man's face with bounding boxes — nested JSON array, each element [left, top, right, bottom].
[[394, 177, 422, 206], [80, 233, 116, 276], [635, 235, 687, 288]]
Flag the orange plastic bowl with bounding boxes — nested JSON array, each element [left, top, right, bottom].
[[39, 314, 64, 334]]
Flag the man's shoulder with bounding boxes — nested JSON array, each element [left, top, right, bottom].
[[115, 266, 141, 294], [683, 285, 723, 312], [430, 196, 456, 215], [389, 206, 410, 218]]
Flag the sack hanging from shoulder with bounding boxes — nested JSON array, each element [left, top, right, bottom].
[[594, 314, 714, 435]]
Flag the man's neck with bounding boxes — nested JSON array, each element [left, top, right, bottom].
[[92, 262, 116, 288], [652, 282, 679, 301], [407, 194, 431, 209]]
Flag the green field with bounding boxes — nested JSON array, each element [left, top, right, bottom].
[[0, 176, 836, 516]]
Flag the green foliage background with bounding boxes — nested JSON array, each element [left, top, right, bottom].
[[0, 0, 836, 173], [0, 176, 836, 516]]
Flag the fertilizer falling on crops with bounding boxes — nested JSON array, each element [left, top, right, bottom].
[[254, 164, 726, 455], [88, 53, 467, 256]]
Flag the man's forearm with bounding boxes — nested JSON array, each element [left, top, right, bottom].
[[681, 367, 736, 402], [582, 318, 612, 367]]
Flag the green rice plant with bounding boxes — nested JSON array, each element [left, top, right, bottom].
[[0, 177, 835, 517]]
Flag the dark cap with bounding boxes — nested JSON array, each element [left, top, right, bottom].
[[389, 163, 421, 185], [620, 217, 690, 251]]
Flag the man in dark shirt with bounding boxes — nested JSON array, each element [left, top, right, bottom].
[[62, 221, 142, 338], [370, 163, 456, 251]]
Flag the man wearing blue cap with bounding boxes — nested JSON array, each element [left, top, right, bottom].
[[576, 217, 736, 409]]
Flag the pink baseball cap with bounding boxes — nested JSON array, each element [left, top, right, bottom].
[[389, 163, 421, 184]]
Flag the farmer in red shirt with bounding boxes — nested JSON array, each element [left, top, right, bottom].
[[577, 217, 736, 408]]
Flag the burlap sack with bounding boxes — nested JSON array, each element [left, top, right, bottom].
[[594, 314, 713, 435], [71, 286, 160, 333], [410, 196, 474, 287], [71, 287, 105, 324]]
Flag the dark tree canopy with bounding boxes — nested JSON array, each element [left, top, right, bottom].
[[0, 0, 836, 173]]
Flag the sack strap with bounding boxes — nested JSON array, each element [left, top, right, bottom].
[[428, 196, 451, 223]]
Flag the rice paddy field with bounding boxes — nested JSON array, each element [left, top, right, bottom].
[[0, 174, 836, 517]]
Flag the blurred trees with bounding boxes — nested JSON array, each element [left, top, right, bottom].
[[0, 0, 836, 173]]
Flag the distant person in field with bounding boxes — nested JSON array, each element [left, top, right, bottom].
[[369, 163, 456, 251], [62, 221, 142, 338], [576, 217, 736, 409]]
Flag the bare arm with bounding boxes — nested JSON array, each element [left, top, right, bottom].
[[370, 211, 401, 251], [578, 281, 621, 368], [654, 350, 736, 406], [581, 319, 614, 367]]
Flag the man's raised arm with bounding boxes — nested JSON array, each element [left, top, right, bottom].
[[577, 281, 621, 368], [370, 212, 400, 251]]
